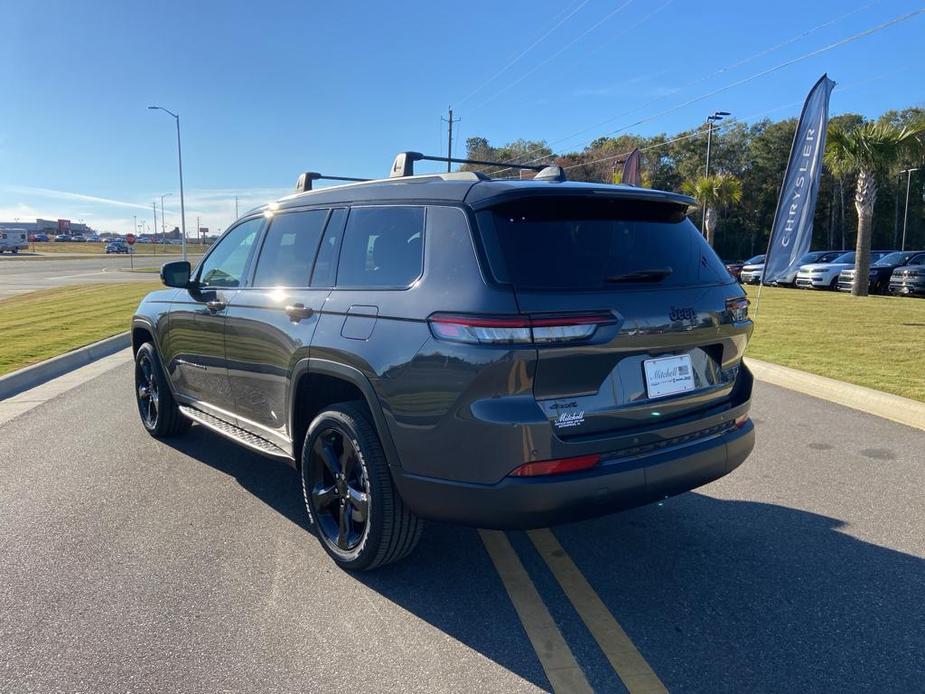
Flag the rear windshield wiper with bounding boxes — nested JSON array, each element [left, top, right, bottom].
[[604, 268, 673, 283]]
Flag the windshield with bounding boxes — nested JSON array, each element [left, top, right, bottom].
[[802, 251, 843, 264], [832, 252, 856, 264], [745, 255, 765, 264], [476, 196, 731, 290], [874, 252, 909, 266]]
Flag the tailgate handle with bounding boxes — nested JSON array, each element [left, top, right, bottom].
[[285, 303, 314, 321]]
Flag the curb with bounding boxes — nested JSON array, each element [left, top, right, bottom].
[[0, 332, 131, 401], [747, 358, 925, 432]]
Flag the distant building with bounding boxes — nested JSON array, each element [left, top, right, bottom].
[[0, 218, 95, 235]]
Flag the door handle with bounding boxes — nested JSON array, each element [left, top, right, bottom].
[[206, 300, 226, 313], [285, 303, 314, 321]]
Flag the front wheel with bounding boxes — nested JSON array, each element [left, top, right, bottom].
[[301, 402, 421, 571], [134, 342, 190, 437]]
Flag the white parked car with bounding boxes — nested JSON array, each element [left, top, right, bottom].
[[795, 251, 894, 290], [772, 250, 848, 286], [739, 256, 766, 285]]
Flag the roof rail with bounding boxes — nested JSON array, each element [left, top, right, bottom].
[[295, 172, 371, 193], [389, 152, 554, 178]]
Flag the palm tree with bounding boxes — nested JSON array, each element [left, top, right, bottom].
[[824, 121, 923, 296], [682, 173, 743, 246]]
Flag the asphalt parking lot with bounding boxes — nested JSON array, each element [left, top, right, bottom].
[[1, 363, 923, 693]]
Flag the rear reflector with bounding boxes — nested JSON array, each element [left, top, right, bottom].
[[734, 413, 749, 428], [429, 312, 614, 345], [509, 453, 601, 477]]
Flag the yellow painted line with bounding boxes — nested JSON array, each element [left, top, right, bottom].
[[479, 530, 593, 694], [528, 528, 669, 694]]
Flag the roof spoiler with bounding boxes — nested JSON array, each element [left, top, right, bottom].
[[389, 152, 565, 181], [295, 172, 371, 193]]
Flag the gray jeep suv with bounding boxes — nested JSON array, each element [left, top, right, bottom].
[[132, 153, 755, 570]]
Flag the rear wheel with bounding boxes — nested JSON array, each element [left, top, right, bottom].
[[134, 342, 190, 438], [301, 402, 421, 571]]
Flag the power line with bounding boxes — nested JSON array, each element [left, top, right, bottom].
[[491, 5, 925, 174], [559, 70, 896, 176], [489, 1, 908, 173], [469, 0, 646, 113], [454, 0, 591, 108]]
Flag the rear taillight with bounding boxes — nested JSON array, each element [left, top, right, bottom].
[[509, 453, 601, 477], [725, 297, 749, 322], [428, 312, 614, 345], [734, 413, 749, 428]]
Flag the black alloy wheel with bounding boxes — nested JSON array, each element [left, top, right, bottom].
[[308, 427, 370, 553], [136, 350, 160, 430], [301, 402, 421, 571], [133, 342, 190, 438]]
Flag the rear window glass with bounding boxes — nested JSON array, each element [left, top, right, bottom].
[[476, 197, 731, 290], [336, 206, 424, 288]]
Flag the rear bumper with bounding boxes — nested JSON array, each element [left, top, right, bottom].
[[392, 417, 754, 529]]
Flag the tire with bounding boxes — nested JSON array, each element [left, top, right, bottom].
[[300, 402, 422, 571], [134, 342, 190, 438]]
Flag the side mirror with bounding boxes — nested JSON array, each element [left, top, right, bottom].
[[161, 260, 191, 288]]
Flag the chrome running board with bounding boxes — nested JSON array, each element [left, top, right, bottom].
[[178, 405, 293, 460]]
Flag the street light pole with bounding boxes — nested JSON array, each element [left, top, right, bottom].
[[702, 111, 730, 232], [148, 106, 188, 262], [900, 168, 919, 251]]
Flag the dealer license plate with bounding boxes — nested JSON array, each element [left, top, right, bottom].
[[643, 354, 695, 399]]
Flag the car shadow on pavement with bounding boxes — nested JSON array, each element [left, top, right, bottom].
[[165, 427, 924, 692]]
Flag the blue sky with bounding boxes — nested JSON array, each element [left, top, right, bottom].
[[1, 0, 922, 234]]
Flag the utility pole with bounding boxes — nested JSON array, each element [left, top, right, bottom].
[[196, 216, 201, 245], [901, 168, 919, 251], [441, 106, 461, 172], [235, 195, 239, 219], [152, 201, 158, 255]]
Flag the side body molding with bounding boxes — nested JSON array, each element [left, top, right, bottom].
[[288, 357, 403, 470]]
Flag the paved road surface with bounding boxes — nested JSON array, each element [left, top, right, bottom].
[[1, 364, 922, 692], [0, 254, 201, 299]]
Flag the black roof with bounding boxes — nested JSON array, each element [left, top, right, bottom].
[[260, 173, 695, 215]]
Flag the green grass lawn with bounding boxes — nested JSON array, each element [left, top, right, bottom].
[[0, 282, 159, 376], [30, 241, 211, 255], [745, 285, 925, 401]]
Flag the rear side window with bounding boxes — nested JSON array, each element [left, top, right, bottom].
[[336, 206, 424, 288], [252, 210, 327, 287], [476, 197, 731, 290]]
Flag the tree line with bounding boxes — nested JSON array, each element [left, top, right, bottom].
[[463, 107, 925, 265]]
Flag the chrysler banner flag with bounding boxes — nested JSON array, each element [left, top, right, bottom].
[[763, 74, 836, 284]]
